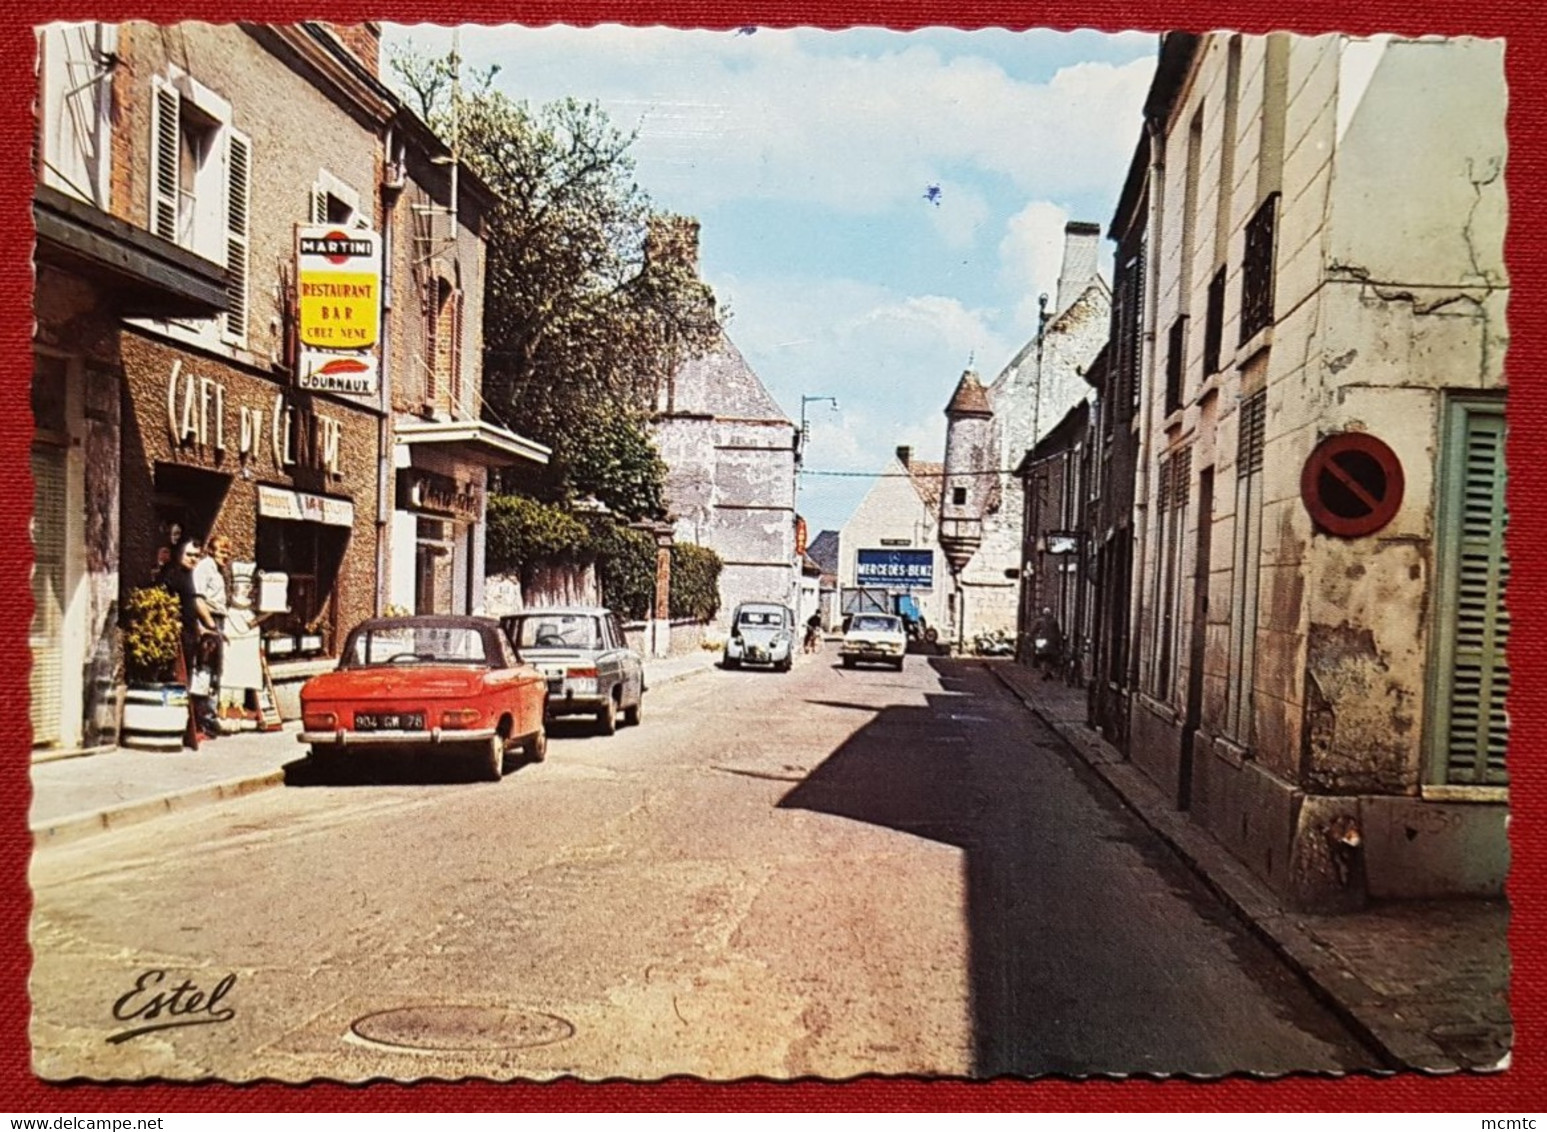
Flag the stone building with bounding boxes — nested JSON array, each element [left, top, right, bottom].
[[1015, 400, 1093, 680], [939, 224, 1109, 644], [837, 447, 948, 632], [654, 224, 798, 623], [1126, 32, 1508, 909]]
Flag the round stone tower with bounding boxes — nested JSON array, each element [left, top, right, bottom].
[[939, 367, 995, 576]]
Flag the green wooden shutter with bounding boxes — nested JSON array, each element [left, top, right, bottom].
[[150, 80, 181, 243], [1435, 403, 1509, 786]]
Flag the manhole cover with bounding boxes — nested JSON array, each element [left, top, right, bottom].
[[350, 1005, 575, 1052]]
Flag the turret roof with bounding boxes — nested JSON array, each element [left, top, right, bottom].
[[945, 369, 993, 417]]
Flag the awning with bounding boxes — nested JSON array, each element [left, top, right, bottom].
[[257, 484, 355, 527], [33, 184, 229, 319], [394, 418, 551, 468]]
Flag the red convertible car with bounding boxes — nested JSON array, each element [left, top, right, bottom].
[[298, 616, 548, 781]]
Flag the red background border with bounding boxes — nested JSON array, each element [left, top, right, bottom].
[[2, 0, 1541, 1112]]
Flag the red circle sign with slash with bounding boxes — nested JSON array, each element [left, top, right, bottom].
[[1300, 432, 1405, 537]]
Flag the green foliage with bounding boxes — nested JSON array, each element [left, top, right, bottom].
[[669, 543, 722, 622], [385, 50, 720, 517], [122, 586, 181, 684], [485, 494, 588, 575], [593, 523, 657, 622]]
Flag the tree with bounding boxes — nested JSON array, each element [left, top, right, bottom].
[[386, 46, 720, 521]]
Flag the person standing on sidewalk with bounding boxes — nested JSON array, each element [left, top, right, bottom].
[[164, 538, 218, 742], [193, 536, 233, 737], [1030, 606, 1064, 681]]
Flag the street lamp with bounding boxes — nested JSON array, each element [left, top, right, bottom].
[[798, 395, 838, 466]]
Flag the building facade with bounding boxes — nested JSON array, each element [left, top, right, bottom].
[[837, 447, 948, 632], [656, 339, 798, 624], [31, 21, 546, 743], [940, 224, 1109, 643], [1016, 400, 1093, 682], [33, 23, 231, 752], [383, 108, 549, 620], [1127, 32, 1509, 908]]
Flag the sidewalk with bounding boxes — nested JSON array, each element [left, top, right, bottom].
[[30, 649, 721, 849], [987, 659, 1512, 1073]]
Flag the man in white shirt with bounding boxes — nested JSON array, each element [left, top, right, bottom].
[[191, 536, 232, 738]]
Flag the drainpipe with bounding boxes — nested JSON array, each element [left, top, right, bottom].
[[1128, 114, 1165, 695], [376, 124, 404, 617]]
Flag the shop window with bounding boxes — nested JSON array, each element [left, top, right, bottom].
[[256, 517, 347, 655]]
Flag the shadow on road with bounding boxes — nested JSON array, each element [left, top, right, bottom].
[[775, 656, 1373, 1079]]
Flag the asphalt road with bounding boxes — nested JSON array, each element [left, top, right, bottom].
[[29, 650, 1381, 1081]]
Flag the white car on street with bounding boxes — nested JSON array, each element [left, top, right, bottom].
[[840, 613, 908, 670]]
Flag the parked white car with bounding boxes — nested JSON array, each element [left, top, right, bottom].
[[723, 603, 795, 672], [840, 613, 908, 670]]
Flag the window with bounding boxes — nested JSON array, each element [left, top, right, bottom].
[[952, 486, 968, 506], [1225, 390, 1266, 741], [37, 23, 117, 208], [1239, 194, 1279, 345], [149, 73, 250, 344], [1429, 398, 1509, 786], [1204, 267, 1227, 376], [1150, 447, 1190, 700], [1165, 315, 1189, 414]]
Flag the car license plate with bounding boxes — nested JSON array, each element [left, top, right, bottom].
[[355, 712, 423, 731]]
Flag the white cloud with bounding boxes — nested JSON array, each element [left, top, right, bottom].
[[393, 25, 1153, 217], [999, 200, 1071, 330]]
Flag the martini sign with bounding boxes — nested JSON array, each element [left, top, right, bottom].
[[296, 225, 382, 395]]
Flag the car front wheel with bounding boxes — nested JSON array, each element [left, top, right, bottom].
[[624, 695, 642, 727], [597, 695, 618, 736]]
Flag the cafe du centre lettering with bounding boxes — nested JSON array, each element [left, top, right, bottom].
[[296, 224, 382, 395], [166, 359, 345, 477], [398, 467, 483, 523]]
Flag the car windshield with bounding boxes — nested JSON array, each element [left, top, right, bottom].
[[345, 625, 489, 667], [851, 615, 902, 632], [738, 610, 783, 627], [511, 614, 600, 650]]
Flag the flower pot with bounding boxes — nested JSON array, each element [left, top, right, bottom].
[[122, 683, 189, 751]]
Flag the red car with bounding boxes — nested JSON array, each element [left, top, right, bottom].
[[298, 616, 548, 781]]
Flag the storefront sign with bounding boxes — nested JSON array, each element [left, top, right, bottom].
[[166, 362, 344, 478], [296, 224, 381, 394], [856, 548, 934, 590], [397, 468, 482, 523], [257, 484, 355, 528]]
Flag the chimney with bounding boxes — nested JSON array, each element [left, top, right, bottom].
[[322, 23, 382, 78], [1055, 220, 1103, 315], [896, 445, 912, 468]]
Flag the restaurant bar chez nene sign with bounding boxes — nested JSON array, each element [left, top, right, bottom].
[[166, 360, 344, 477], [296, 225, 382, 395]]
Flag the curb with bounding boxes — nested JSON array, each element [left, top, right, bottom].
[[985, 663, 1446, 1074], [31, 769, 287, 849]]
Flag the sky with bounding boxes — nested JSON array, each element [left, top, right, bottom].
[[382, 23, 1159, 534]]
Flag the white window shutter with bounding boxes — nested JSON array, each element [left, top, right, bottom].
[[222, 129, 251, 344], [310, 184, 329, 224], [150, 78, 181, 242]]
